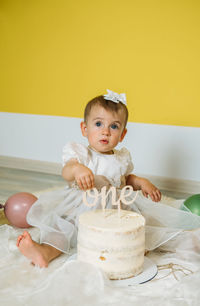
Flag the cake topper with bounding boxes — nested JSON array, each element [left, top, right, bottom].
[[83, 186, 138, 216]]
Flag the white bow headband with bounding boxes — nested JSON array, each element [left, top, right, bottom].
[[104, 89, 127, 105]]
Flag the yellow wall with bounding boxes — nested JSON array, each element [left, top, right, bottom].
[[0, 0, 200, 127]]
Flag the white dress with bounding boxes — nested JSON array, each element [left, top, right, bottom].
[[27, 142, 134, 253], [27, 142, 200, 253]]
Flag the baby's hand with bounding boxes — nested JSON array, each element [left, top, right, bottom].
[[140, 178, 161, 202], [74, 164, 94, 190]]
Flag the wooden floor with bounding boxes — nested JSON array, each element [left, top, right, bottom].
[[0, 166, 192, 204], [0, 166, 192, 226], [0, 166, 66, 203]]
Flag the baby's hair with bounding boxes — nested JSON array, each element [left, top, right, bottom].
[[84, 95, 128, 128]]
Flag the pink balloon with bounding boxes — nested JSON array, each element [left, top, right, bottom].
[[4, 192, 38, 228]]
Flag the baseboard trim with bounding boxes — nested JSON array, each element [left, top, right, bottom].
[[0, 155, 62, 175], [0, 155, 200, 194]]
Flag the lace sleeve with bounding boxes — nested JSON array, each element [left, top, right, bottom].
[[118, 147, 134, 176], [62, 142, 89, 167]]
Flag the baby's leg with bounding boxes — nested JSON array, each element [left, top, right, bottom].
[[16, 231, 62, 268]]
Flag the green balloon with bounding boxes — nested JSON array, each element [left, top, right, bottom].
[[183, 194, 200, 216]]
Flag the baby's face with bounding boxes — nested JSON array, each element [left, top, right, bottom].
[[81, 105, 127, 154]]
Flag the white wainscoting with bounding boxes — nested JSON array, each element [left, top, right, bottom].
[[1, 112, 200, 189]]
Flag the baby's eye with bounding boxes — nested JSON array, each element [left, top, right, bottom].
[[95, 121, 102, 127], [111, 124, 119, 130]]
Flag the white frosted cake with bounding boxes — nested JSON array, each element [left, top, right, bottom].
[[77, 209, 145, 280]]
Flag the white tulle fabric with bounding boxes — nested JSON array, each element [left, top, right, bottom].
[[26, 142, 200, 254]]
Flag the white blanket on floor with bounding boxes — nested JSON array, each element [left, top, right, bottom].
[[0, 194, 200, 306]]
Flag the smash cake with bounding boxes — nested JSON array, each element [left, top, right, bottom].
[[77, 209, 145, 280]]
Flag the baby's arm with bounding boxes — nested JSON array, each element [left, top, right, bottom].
[[126, 174, 161, 202], [62, 159, 94, 190]]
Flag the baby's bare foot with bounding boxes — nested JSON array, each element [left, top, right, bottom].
[[16, 234, 24, 246], [17, 231, 48, 268]]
